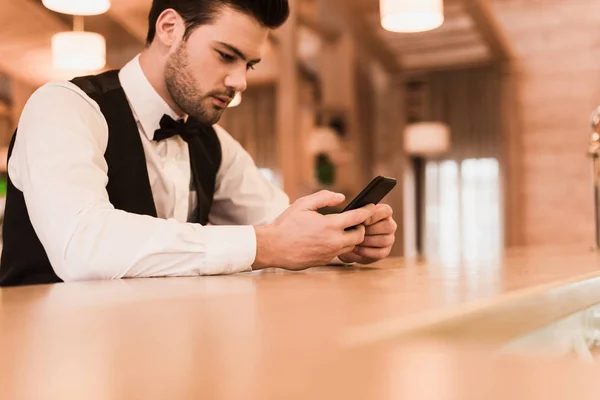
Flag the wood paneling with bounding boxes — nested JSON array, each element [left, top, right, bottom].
[[493, 0, 600, 247], [276, 0, 301, 199]]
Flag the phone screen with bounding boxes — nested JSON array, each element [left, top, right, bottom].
[[342, 176, 397, 212]]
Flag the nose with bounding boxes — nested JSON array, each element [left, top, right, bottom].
[[224, 67, 247, 94]]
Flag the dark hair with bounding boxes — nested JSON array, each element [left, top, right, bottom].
[[146, 0, 289, 45]]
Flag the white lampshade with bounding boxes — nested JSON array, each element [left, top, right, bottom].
[[52, 31, 106, 70], [42, 0, 110, 15], [228, 92, 242, 108], [404, 122, 450, 156], [380, 0, 444, 33]]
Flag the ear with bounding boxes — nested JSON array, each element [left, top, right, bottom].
[[154, 9, 184, 47]]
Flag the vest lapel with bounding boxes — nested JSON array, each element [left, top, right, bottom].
[[72, 71, 158, 217]]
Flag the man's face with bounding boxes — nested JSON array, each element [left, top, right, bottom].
[[164, 7, 268, 124]]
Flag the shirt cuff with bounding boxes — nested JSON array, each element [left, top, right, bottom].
[[192, 225, 256, 274]]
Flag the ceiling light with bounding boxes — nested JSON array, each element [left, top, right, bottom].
[[380, 0, 444, 33], [52, 31, 106, 70], [42, 0, 110, 15]]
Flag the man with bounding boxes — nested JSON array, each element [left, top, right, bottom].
[[0, 0, 397, 286]]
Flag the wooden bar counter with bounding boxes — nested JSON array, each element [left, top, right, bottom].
[[3, 246, 600, 399]]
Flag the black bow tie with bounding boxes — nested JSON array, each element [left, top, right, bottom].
[[153, 114, 200, 142]]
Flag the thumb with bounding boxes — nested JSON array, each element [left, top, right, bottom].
[[295, 190, 345, 211]]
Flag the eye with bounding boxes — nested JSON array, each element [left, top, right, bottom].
[[246, 64, 255, 71], [217, 50, 235, 63]]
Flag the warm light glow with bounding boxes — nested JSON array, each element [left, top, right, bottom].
[[228, 92, 242, 108], [42, 0, 110, 15], [52, 32, 106, 71], [404, 122, 450, 156], [380, 0, 444, 33]]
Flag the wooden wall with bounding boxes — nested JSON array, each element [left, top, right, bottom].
[[494, 0, 600, 247]]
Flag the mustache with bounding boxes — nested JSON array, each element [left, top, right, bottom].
[[206, 89, 236, 100]]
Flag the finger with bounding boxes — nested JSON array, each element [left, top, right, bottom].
[[339, 245, 357, 256], [353, 245, 392, 261], [365, 217, 397, 236], [360, 234, 395, 248], [295, 190, 345, 211], [341, 224, 366, 247], [329, 204, 376, 229], [365, 204, 393, 226], [337, 252, 368, 264]]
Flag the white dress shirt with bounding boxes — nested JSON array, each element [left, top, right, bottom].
[[8, 55, 290, 281]]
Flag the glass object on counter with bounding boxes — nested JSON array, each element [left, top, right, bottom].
[[501, 303, 600, 362]]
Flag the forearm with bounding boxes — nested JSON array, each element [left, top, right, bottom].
[[53, 206, 256, 281]]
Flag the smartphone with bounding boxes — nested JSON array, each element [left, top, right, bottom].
[[342, 176, 397, 213]]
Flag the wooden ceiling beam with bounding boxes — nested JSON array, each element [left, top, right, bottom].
[[390, 35, 482, 54], [327, 0, 402, 72], [404, 58, 493, 76], [401, 43, 490, 70], [463, 0, 514, 62], [367, 14, 476, 45]]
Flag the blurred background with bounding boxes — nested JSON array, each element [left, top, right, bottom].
[[0, 0, 598, 264]]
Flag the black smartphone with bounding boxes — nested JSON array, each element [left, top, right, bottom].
[[342, 176, 397, 212]]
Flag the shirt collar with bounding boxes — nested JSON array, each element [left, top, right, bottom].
[[118, 55, 181, 141]]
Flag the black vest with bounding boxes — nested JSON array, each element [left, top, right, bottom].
[[0, 70, 222, 286]]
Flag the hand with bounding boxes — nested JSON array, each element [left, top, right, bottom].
[[253, 190, 376, 270], [338, 204, 396, 264]]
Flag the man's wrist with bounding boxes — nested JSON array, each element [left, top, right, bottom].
[[252, 224, 277, 270]]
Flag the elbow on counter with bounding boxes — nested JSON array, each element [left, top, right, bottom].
[[53, 261, 117, 283], [49, 210, 127, 283], [52, 248, 122, 283]]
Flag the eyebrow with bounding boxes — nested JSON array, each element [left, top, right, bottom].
[[216, 41, 261, 64]]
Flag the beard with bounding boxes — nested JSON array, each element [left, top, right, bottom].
[[164, 41, 234, 125]]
